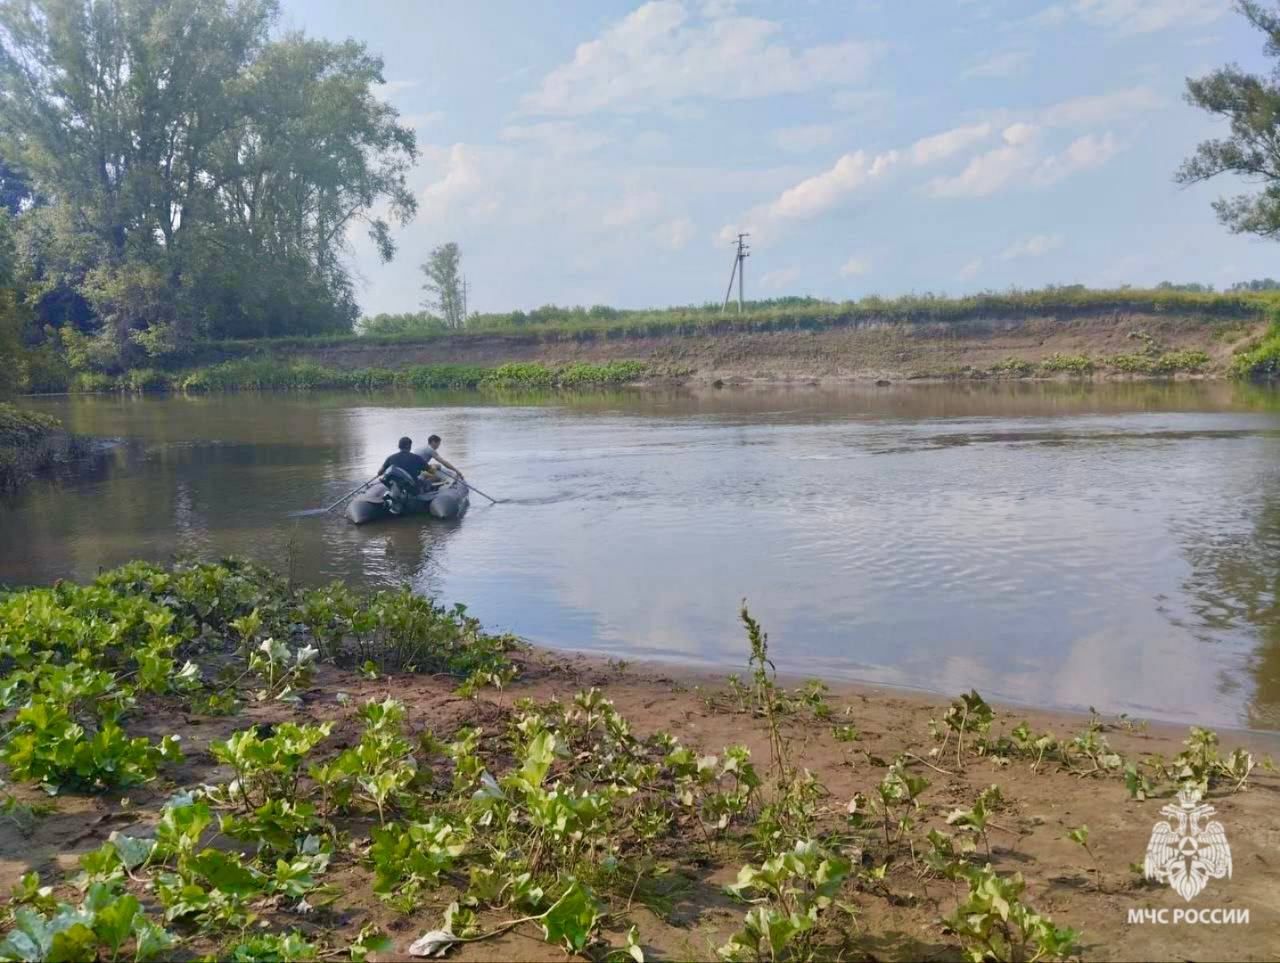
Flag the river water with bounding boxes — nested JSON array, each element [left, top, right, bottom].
[[3, 382, 1279, 730]]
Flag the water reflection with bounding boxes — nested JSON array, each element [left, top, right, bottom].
[[3, 382, 1280, 730]]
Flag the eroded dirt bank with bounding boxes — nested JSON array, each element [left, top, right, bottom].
[[284, 314, 1265, 384]]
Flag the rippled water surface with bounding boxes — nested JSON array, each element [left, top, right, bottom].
[[4, 382, 1279, 730]]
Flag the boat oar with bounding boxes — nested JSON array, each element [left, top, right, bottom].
[[288, 475, 380, 518], [437, 468, 501, 505]]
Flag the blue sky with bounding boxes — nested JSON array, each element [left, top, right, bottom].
[[284, 0, 1275, 315]]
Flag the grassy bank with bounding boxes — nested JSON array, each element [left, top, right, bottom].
[[0, 402, 85, 495], [16, 287, 1280, 395], [0, 559, 1276, 961], [1231, 322, 1280, 377], [58, 358, 661, 394], [206, 286, 1278, 353], [45, 348, 1218, 397]]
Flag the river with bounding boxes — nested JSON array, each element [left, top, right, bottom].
[[3, 381, 1279, 731]]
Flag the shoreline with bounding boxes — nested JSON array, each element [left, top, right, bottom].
[[537, 643, 1280, 748], [16, 308, 1280, 395], [2, 559, 1279, 961], [14, 366, 1274, 400]]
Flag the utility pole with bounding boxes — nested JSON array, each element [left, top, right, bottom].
[[461, 276, 468, 322], [721, 232, 750, 314]]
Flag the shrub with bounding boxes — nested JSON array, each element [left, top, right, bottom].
[[481, 362, 558, 388], [988, 357, 1034, 378], [1101, 353, 1156, 373], [1154, 349, 1211, 373], [1231, 324, 1280, 378], [395, 364, 487, 390], [1038, 354, 1094, 374], [126, 368, 171, 392], [71, 371, 120, 393]]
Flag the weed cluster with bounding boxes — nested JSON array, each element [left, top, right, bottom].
[[52, 359, 658, 395]]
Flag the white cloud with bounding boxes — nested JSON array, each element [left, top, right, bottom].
[[907, 123, 994, 165], [760, 267, 801, 290], [1078, 0, 1231, 35], [771, 124, 839, 153], [840, 256, 872, 278], [1038, 85, 1162, 127], [1036, 0, 1231, 35], [926, 124, 1042, 198], [1003, 122, 1037, 147], [767, 149, 899, 220], [1033, 131, 1120, 186], [420, 144, 500, 218], [999, 234, 1064, 259], [760, 122, 996, 222], [523, 1, 881, 115], [957, 258, 984, 281], [927, 125, 1121, 198], [963, 50, 1031, 78]]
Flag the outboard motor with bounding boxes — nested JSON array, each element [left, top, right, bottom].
[[380, 466, 418, 515]]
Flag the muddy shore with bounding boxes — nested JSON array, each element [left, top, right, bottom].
[[4, 643, 1277, 962]]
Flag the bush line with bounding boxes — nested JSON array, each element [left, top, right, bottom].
[[57, 359, 658, 394]]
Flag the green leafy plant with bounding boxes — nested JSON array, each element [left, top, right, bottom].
[[943, 864, 1080, 963], [718, 840, 853, 962], [930, 690, 995, 769], [3, 699, 182, 792], [0, 882, 175, 962]]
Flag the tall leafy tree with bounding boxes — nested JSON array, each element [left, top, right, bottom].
[[0, 158, 37, 215], [1178, 1, 1280, 239], [0, 0, 417, 365], [420, 242, 464, 329]]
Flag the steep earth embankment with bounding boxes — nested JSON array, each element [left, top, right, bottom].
[[270, 313, 1265, 384]]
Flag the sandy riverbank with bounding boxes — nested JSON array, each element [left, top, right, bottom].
[[3, 642, 1277, 961]]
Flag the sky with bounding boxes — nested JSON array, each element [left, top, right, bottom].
[[282, 0, 1277, 316]]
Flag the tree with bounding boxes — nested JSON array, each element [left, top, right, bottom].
[[1155, 281, 1215, 293], [1230, 277, 1280, 291], [0, 158, 38, 216], [1178, 1, 1280, 239], [420, 243, 464, 329], [0, 211, 27, 393], [357, 311, 446, 336], [0, 0, 417, 364]]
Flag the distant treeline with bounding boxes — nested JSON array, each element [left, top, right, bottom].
[[356, 286, 1277, 342]]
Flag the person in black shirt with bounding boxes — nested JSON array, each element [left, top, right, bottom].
[[379, 437, 428, 488]]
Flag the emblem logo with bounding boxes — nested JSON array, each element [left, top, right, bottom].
[[1143, 788, 1232, 901]]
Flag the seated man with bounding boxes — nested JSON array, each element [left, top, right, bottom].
[[415, 433, 464, 482], [379, 436, 428, 492]]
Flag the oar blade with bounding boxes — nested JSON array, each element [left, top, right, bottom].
[[286, 507, 332, 518]]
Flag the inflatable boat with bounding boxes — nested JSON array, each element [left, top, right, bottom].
[[346, 467, 470, 525]]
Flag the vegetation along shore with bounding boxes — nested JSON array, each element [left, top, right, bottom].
[[0, 558, 1275, 962], [7, 288, 1280, 395], [0, 403, 87, 496]]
